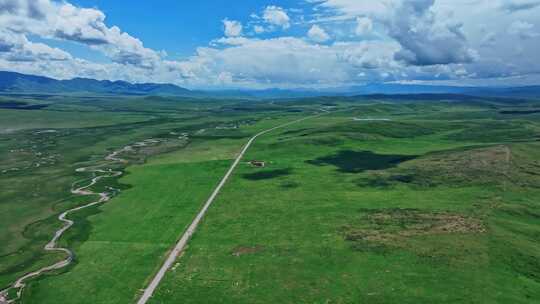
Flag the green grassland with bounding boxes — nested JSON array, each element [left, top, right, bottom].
[[148, 99, 540, 303], [0, 94, 313, 300], [2, 94, 540, 303], [18, 116, 318, 303]]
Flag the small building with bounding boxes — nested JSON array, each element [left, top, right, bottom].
[[249, 160, 266, 168]]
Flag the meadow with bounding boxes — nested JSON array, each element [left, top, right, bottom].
[[0, 94, 308, 302], [1, 94, 539, 303], [149, 98, 540, 303]]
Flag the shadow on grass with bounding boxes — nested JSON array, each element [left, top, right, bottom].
[[0, 101, 49, 110], [280, 181, 300, 189], [242, 168, 292, 181], [307, 150, 416, 173]]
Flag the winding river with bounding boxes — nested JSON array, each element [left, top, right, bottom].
[[0, 146, 128, 304]]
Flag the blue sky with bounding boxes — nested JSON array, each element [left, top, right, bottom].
[[66, 0, 314, 60], [1, 0, 540, 88], [68, 0, 298, 59]]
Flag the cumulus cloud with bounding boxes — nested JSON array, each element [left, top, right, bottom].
[[50, 4, 111, 45], [388, 0, 477, 66], [309, 0, 402, 21], [337, 40, 399, 70], [223, 19, 243, 37], [0, 0, 48, 19], [501, 0, 540, 13], [197, 37, 349, 85], [310, 0, 476, 66], [213, 36, 252, 46], [171, 37, 432, 88], [6, 43, 71, 62], [254, 25, 265, 34], [0, 30, 17, 52], [263, 6, 290, 29], [304, 0, 540, 83], [480, 32, 497, 47], [508, 20, 539, 38], [0, 30, 72, 62], [0, 0, 539, 88], [355, 17, 373, 36], [0, 0, 162, 68], [308, 25, 330, 42]]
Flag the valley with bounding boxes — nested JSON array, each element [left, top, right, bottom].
[[1, 94, 539, 303]]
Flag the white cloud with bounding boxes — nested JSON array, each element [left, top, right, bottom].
[[213, 36, 252, 46], [187, 37, 352, 86], [308, 25, 330, 42], [508, 20, 539, 38], [173, 37, 457, 88], [355, 17, 373, 36], [389, 1, 477, 66], [500, 0, 540, 12], [305, 0, 540, 82], [223, 19, 243, 37], [309, 0, 402, 21], [0, 30, 72, 62], [337, 40, 400, 70], [0, 0, 162, 68], [254, 25, 265, 34], [263, 6, 291, 29], [480, 32, 497, 47], [0, 0, 539, 88], [309, 1, 477, 66]]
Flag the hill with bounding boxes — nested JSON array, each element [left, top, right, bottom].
[[0, 71, 195, 96], [1, 70, 539, 99]]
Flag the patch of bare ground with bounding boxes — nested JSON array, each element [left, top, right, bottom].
[[401, 145, 514, 187], [358, 145, 540, 189], [231, 245, 264, 257], [343, 209, 486, 253]]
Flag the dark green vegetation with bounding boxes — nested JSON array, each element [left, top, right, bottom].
[[242, 168, 292, 180], [307, 150, 416, 173], [1, 93, 540, 303]]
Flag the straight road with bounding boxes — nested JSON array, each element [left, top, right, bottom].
[[136, 114, 320, 304]]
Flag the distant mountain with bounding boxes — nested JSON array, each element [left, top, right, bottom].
[[0, 71, 196, 96], [1, 70, 539, 98], [464, 86, 540, 98], [210, 84, 540, 99], [341, 83, 540, 98], [344, 83, 470, 95], [204, 88, 326, 99]]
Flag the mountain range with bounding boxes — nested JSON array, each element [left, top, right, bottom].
[[1, 71, 539, 99], [0, 71, 195, 96]]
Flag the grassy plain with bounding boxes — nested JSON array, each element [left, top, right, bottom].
[[1, 94, 316, 302], [149, 99, 540, 303], [2, 94, 540, 303], [19, 115, 323, 302]]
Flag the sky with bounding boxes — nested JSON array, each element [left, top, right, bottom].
[[0, 0, 539, 89]]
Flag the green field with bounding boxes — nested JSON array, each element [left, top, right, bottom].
[[149, 100, 540, 303], [0, 95, 308, 300], [1, 95, 540, 303]]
